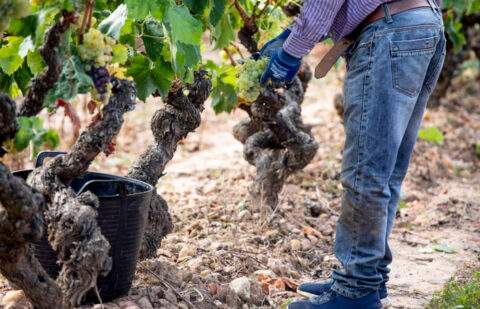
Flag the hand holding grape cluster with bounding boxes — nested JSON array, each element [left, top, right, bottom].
[[236, 28, 302, 103]]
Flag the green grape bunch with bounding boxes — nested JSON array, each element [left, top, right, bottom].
[[236, 57, 270, 102], [0, 0, 30, 37], [78, 28, 116, 71]]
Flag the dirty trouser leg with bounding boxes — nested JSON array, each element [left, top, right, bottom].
[[331, 7, 446, 298]]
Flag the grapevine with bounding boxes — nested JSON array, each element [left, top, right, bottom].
[[78, 28, 116, 105], [236, 57, 270, 102], [0, 0, 30, 37]]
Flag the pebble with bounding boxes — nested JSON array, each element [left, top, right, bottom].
[[186, 256, 203, 271], [164, 289, 177, 305], [237, 209, 251, 221], [136, 297, 153, 309], [229, 277, 251, 301], [301, 239, 313, 251], [178, 246, 197, 259], [290, 239, 302, 251], [1, 290, 29, 308], [254, 269, 277, 278]]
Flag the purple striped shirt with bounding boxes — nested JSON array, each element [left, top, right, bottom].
[[283, 0, 442, 58]]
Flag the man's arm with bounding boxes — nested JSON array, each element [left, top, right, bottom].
[[283, 0, 346, 58]]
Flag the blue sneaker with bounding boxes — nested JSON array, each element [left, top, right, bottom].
[[288, 290, 382, 309], [297, 281, 391, 308]]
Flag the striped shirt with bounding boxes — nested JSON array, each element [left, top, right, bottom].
[[283, 0, 442, 58]]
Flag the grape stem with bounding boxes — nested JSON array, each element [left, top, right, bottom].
[[78, 0, 95, 44], [223, 47, 237, 66], [230, 42, 245, 58]]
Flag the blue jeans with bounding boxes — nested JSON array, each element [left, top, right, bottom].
[[331, 6, 446, 298]]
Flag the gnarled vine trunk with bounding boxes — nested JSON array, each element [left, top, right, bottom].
[[233, 2, 318, 210], [128, 70, 212, 259]]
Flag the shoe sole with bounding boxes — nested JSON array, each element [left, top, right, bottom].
[[296, 290, 392, 308]]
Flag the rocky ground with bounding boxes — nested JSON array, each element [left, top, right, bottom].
[[1, 61, 479, 309]]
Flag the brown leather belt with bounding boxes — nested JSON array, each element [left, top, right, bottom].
[[314, 0, 436, 79]]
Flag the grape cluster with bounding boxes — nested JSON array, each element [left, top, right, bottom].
[[0, 0, 30, 37], [78, 28, 116, 70], [236, 57, 270, 102], [78, 28, 117, 104], [88, 66, 112, 103]]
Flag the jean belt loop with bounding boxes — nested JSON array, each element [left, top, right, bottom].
[[382, 3, 393, 24], [427, 0, 440, 14]]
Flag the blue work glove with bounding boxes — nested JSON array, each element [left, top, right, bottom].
[[237, 28, 292, 64], [260, 48, 302, 86], [259, 28, 292, 57]]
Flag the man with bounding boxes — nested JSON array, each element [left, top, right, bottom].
[[259, 1, 446, 308]]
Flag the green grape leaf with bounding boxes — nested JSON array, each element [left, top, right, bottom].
[[183, 0, 208, 14], [125, 0, 171, 20], [46, 53, 93, 104], [418, 126, 444, 145], [14, 117, 36, 152], [13, 63, 33, 94], [163, 5, 204, 45], [27, 50, 46, 75], [19, 36, 35, 58], [208, 0, 226, 27], [118, 18, 136, 47], [211, 81, 237, 114], [8, 9, 54, 40], [213, 14, 236, 49], [112, 44, 128, 64], [125, 54, 174, 101], [0, 73, 20, 98], [142, 17, 165, 61], [0, 37, 25, 75], [98, 4, 128, 39], [444, 14, 467, 53]]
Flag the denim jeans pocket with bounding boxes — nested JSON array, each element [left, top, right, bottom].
[[390, 36, 437, 97]]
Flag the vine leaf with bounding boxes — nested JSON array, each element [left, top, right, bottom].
[[183, 0, 208, 14], [98, 4, 128, 39], [211, 81, 237, 114], [26, 50, 45, 74], [45, 53, 93, 104], [125, 0, 170, 20], [0, 37, 24, 75], [213, 15, 236, 49], [164, 5, 204, 45], [125, 54, 174, 101], [208, 0, 226, 27], [142, 17, 164, 62]]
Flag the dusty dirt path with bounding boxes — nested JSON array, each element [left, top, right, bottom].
[[150, 72, 480, 308]]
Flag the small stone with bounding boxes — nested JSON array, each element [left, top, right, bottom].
[[238, 209, 251, 221], [178, 246, 197, 259], [164, 289, 177, 305], [264, 230, 278, 241], [186, 256, 203, 271], [1, 290, 29, 308], [208, 282, 218, 295], [321, 224, 334, 236], [254, 269, 277, 278], [119, 301, 138, 309], [136, 297, 153, 309], [301, 239, 313, 251], [229, 277, 251, 301], [177, 302, 189, 309], [214, 300, 223, 307], [290, 239, 302, 251]]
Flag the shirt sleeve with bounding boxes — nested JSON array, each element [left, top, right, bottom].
[[283, 0, 346, 58]]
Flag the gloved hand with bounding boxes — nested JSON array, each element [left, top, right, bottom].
[[237, 28, 291, 64], [260, 47, 302, 86], [259, 28, 291, 57]]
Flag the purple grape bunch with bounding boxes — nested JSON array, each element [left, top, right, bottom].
[[88, 66, 112, 102]]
